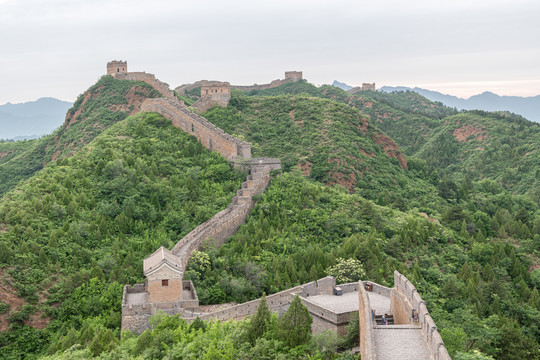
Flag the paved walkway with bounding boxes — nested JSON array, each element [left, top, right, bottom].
[[373, 326, 433, 360], [307, 292, 359, 314], [367, 291, 391, 315]]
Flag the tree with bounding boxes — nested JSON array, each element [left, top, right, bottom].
[[325, 258, 366, 283], [248, 295, 272, 344], [278, 295, 312, 347]]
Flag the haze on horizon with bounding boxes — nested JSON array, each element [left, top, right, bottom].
[[1, 0, 539, 105]]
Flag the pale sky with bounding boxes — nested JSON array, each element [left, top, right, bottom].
[[1, 0, 539, 104]]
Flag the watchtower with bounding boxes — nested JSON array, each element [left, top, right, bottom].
[[200, 81, 230, 99], [361, 83, 376, 91], [107, 60, 128, 75], [143, 246, 183, 304], [285, 71, 303, 82]]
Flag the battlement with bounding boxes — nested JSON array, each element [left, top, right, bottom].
[[107, 60, 127, 75], [361, 83, 376, 91], [348, 83, 377, 94], [192, 80, 231, 112], [285, 71, 303, 81]]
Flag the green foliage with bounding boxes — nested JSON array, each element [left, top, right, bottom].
[[278, 295, 312, 348], [1, 76, 539, 360], [204, 94, 443, 212], [0, 111, 243, 359], [326, 258, 366, 283], [0, 75, 160, 197], [248, 295, 272, 345]]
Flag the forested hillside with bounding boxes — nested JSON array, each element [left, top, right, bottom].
[[0, 76, 161, 197], [204, 94, 444, 213], [0, 112, 244, 358], [0, 77, 538, 360]]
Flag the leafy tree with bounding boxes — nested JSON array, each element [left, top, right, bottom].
[[326, 258, 366, 283], [278, 295, 312, 348], [248, 295, 272, 344]]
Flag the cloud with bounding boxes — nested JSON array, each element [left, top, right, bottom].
[[1, 0, 539, 103]]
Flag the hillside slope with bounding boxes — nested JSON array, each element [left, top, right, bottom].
[[0, 76, 161, 197], [242, 81, 539, 200], [204, 93, 444, 212], [0, 111, 244, 358]]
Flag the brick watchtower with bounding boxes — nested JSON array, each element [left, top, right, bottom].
[[285, 71, 303, 82], [107, 60, 127, 75], [143, 246, 183, 304]]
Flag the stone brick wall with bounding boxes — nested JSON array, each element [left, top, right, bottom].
[[285, 71, 303, 81], [140, 98, 251, 161], [171, 162, 276, 271], [348, 83, 377, 94], [361, 83, 376, 91], [358, 281, 375, 360], [182, 277, 337, 323], [393, 271, 451, 360], [193, 81, 231, 112], [114, 72, 176, 100], [107, 60, 127, 75], [148, 278, 182, 304]]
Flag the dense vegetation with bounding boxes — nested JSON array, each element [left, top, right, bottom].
[[204, 93, 445, 214], [0, 78, 538, 359], [0, 76, 160, 197], [187, 172, 539, 359], [0, 112, 244, 358]]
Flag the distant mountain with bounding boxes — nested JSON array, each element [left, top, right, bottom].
[[380, 86, 540, 123], [0, 97, 72, 140], [331, 80, 353, 91]]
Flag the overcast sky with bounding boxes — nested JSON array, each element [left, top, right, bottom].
[[1, 0, 539, 104]]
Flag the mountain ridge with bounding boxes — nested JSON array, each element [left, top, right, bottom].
[[0, 97, 73, 140]]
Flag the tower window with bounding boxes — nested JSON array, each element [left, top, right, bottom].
[[162, 279, 169, 286]]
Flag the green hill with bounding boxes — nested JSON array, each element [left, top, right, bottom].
[[0, 76, 161, 198], [0, 111, 244, 358], [204, 93, 444, 213], [0, 77, 538, 360]]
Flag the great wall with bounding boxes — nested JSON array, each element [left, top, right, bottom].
[[108, 61, 448, 359]]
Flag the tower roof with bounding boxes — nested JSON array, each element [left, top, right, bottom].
[[143, 246, 182, 276]]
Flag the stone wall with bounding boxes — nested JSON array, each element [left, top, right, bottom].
[[230, 78, 292, 92], [140, 98, 251, 161], [348, 83, 377, 94], [393, 271, 451, 360], [172, 162, 277, 272], [182, 277, 337, 323], [114, 72, 176, 100], [193, 81, 231, 112], [107, 60, 127, 75], [358, 281, 375, 360], [285, 71, 303, 81]]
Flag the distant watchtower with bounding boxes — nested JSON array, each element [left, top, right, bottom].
[[107, 60, 127, 75], [285, 71, 303, 82], [361, 83, 376, 91], [200, 81, 230, 99]]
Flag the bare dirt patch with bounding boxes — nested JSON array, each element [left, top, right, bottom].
[[330, 171, 357, 193], [290, 110, 303, 127], [452, 124, 488, 143], [419, 212, 440, 224], [372, 132, 408, 170], [0, 271, 51, 331], [297, 161, 312, 176]]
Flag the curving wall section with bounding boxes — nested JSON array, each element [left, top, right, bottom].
[[141, 98, 251, 160]]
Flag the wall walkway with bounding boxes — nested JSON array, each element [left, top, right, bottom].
[[358, 273, 451, 360]]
